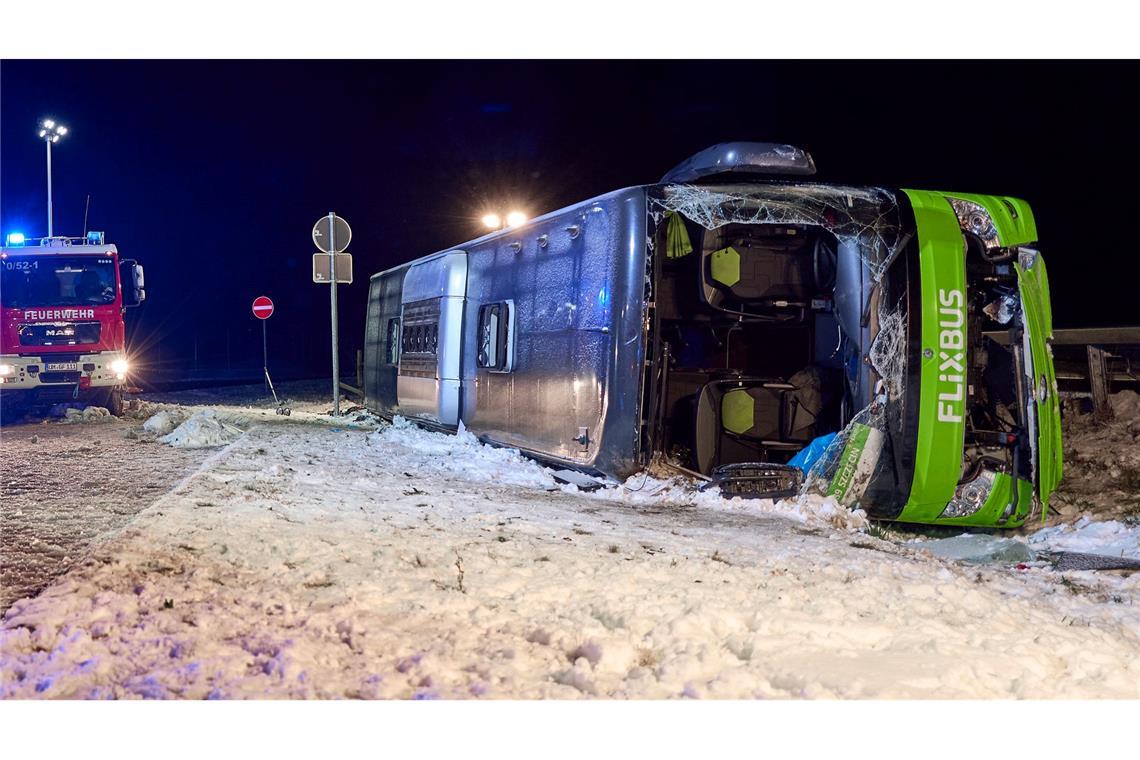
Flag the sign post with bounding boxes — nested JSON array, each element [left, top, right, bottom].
[[312, 213, 352, 416], [252, 295, 274, 392]]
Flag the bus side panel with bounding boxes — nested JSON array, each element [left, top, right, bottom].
[[363, 268, 406, 415], [397, 252, 467, 425], [596, 189, 649, 478], [461, 188, 647, 473]]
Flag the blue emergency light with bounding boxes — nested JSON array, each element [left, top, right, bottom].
[[86, 231, 105, 245], [5, 232, 26, 246]]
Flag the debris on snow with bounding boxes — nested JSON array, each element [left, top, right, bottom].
[[910, 534, 1035, 565]]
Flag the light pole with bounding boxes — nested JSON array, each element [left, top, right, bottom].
[[481, 210, 528, 231], [38, 119, 68, 237]]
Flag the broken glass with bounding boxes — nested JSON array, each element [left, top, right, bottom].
[[650, 183, 914, 507], [649, 183, 906, 282]]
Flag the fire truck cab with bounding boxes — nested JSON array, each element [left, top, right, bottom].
[[0, 232, 145, 418]]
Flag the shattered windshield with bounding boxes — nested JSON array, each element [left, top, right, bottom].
[[0, 255, 118, 308], [650, 183, 906, 282]]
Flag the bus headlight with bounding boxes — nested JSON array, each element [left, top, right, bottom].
[[947, 197, 1000, 250], [110, 358, 129, 377], [940, 469, 997, 519]]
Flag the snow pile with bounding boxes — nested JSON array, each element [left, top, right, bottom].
[[121, 399, 165, 421], [369, 418, 867, 529], [1029, 517, 1140, 559], [142, 409, 189, 435], [370, 417, 560, 489], [592, 475, 867, 530], [159, 409, 246, 448], [61, 406, 113, 424]]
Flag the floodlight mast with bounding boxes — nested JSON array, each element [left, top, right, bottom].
[[39, 119, 68, 237], [328, 212, 340, 416]]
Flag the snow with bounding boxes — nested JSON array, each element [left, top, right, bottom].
[[62, 406, 113, 424], [588, 475, 868, 531], [2, 412, 1138, 699], [159, 409, 246, 448], [0, 417, 215, 610], [371, 417, 556, 490], [374, 417, 869, 530], [1029, 517, 1140, 559], [142, 409, 186, 435]]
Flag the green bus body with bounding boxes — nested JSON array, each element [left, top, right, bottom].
[[895, 190, 1060, 527]]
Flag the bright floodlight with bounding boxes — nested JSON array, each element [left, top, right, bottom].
[[481, 213, 502, 230], [40, 120, 67, 141], [506, 211, 527, 227]]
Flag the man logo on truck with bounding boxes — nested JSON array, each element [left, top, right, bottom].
[[937, 288, 965, 424]]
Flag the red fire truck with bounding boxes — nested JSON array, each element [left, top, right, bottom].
[[0, 232, 145, 418]]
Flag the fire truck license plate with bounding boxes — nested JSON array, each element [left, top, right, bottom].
[[46, 362, 79, 371]]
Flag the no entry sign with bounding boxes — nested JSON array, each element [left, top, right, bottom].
[[252, 295, 274, 320]]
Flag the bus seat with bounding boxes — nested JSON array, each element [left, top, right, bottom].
[[702, 230, 816, 315], [693, 379, 795, 475], [693, 370, 826, 475]]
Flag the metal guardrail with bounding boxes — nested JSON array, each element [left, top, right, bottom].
[[984, 326, 1140, 420], [983, 327, 1140, 346]]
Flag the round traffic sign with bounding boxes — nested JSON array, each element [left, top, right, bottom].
[[252, 295, 274, 320], [312, 214, 352, 253]]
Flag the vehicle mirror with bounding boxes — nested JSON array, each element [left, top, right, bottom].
[[120, 260, 146, 307], [133, 264, 146, 305]]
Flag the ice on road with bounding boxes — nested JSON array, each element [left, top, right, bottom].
[[2, 418, 1138, 699]]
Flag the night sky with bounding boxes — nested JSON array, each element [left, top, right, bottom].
[[2, 60, 1136, 383]]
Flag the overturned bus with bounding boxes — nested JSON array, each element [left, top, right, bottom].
[[362, 142, 1061, 528]]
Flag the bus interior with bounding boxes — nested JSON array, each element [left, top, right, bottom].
[[646, 211, 859, 479]]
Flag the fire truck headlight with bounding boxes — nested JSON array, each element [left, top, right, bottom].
[[0, 364, 14, 377], [110, 359, 129, 376]]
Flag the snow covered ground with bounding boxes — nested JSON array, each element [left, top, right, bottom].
[[0, 414, 214, 610], [2, 403, 1138, 699], [1029, 518, 1140, 559]]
